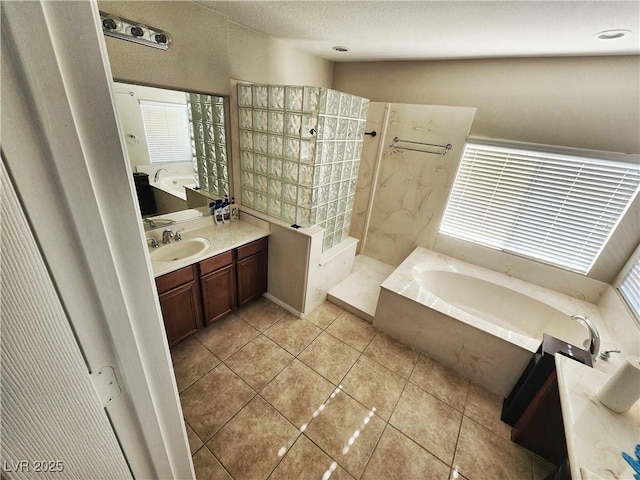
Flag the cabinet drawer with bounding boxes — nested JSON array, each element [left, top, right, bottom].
[[199, 250, 233, 276], [237, 237, 268, 261], [156, 265, 196, 294]]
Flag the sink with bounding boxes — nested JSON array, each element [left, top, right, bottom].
[[150, 237, 210, 262]]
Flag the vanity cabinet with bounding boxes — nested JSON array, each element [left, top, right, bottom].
[[155, 265, 203, 347], [236, 237, 268, 307], [199, 251, 236, 326], [155, 236, 269, 347]]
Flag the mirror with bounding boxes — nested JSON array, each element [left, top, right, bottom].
[[112, 82, 230, 231]]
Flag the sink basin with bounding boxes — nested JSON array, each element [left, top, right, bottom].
[[150, 237, 210, 262]]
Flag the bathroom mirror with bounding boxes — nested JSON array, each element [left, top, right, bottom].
[[112, 81, 230, 231]]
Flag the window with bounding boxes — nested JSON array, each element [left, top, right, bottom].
[[619, 256, 640, 318], [440, 139, 640, 273], [140, 100, 192, 163]]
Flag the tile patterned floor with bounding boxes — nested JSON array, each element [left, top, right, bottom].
[[172, 296, 555, 480]]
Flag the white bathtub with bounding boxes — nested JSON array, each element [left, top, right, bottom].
[[153, 174, 197, 201], [374, 247, 603, 395]]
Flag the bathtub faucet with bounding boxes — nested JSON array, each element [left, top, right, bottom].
[[154, 168, 169, 182], [570, 314, 600, 362]]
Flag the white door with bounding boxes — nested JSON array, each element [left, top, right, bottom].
[[1, 162, 132, 479]]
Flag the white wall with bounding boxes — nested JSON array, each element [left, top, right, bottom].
[[229, 22, 333, 87], [99, 1, 231, 95], [333, 56, 640, 154]]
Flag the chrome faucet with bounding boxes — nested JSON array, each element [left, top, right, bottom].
[[571, 314, 601, 362], [154, 168, 169, 182], [162, 229, 174, 244], [174, 228, 185, 242], [599, 349, 621, 361], [146, 237, 159, 248]]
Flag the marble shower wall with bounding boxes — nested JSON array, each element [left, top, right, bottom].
[[237, 84, 369, 250], [350, 102, 476, 266]]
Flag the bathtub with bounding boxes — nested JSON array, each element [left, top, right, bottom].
[[153, 174, 197, 201], [374, 247, 604, 396]]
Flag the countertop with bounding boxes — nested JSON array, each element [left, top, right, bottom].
[[555, 353, 640, 480], [147, 220, 270, 277]]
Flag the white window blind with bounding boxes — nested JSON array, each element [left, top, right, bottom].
[[440, 140, 640, 273], [619, 257, 640, 318], [140, 100, 192, 164]]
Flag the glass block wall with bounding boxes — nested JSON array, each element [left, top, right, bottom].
[[238, 84, 369, 250], [187, 93, 229, 198]]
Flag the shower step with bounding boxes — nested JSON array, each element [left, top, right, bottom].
[[327, 255, 395, 323]]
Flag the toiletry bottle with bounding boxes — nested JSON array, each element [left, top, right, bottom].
[[230, 197, 239, 221]]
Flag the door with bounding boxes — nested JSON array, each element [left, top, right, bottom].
[[1, 162, 132, 479]]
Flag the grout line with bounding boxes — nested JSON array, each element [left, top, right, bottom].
[[202, 444, 235, 480], [450, 380, 472, 476]]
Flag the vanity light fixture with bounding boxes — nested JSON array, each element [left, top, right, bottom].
[[99, 11, 172, 50], [595, 29, 631, 40]]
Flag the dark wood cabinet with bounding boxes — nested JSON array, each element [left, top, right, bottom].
[[511, 371, 567, 465], [199, 251, 236, 326], [155, 236, 269, 347], [155, 265, 202, 347], [236, 237, 268, 307]]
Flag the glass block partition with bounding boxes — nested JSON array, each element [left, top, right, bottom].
[[238, 84, 369, 250], [188, 93, 229, 197]]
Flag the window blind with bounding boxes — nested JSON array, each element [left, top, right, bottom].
[[440, 141, 640, 273], [619, 257, 640, 318], [140, 100, 192, 164]]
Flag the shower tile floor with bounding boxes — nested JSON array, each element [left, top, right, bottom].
[[173, 296, 555, 480]]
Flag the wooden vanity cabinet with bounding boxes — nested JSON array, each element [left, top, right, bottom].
[[156, 236, 269, 347], [236, 237, 268, 307], [199, 251, 236, 326], [155, 265, 203, 347]]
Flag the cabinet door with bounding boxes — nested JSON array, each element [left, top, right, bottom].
[[236, 250, 268, 307], [512, 371, 567, 465], [201, 264, 236, 326], [158, 280, 202, 347]]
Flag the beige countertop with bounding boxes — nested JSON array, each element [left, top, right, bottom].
[[555, 353, 640, 480], [147, 220, 270, 278]]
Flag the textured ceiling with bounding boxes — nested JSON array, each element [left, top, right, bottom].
[[196, 1, 640, 61]]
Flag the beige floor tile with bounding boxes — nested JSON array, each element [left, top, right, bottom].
[[261, 359, 335, 428], [362, 425, 450, 480], [171, 338, 220, 392], [185, 422, 203, 455], [325, 311, 377, 352], [450, 467, 469, 480], [196, 314, 260, 360], [236, 296, 287, 332], [264, 314, 322, 355], [532, 454, 556, 480], [298, 332, 360, 384], [225, 335, 294, 391], [208, 396, 299, 480], [363, 332, 419, 378], [305, 390, 385, 479], [268, 435, 354, 480], [453, 416, 532, 480], [390, 383, 462, 465], [464, 382, 511, 440], [410, 354, 470, 412], [341, 355, 406, 420], [192, 446, 232, 480], [305, 301, 345, 329], [180, 364, 255, 441]]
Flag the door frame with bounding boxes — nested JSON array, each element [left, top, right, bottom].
[[2, 2, 193, 478]]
